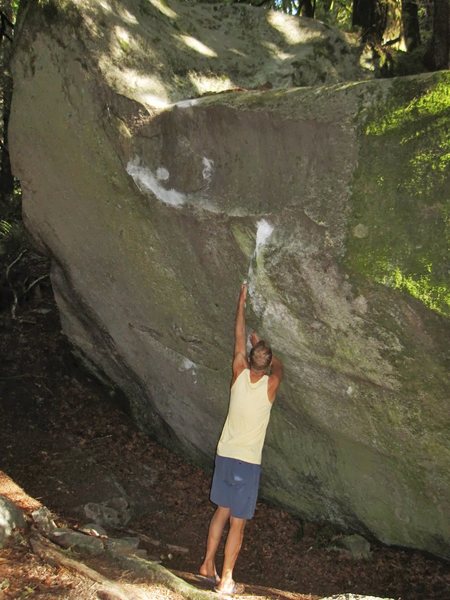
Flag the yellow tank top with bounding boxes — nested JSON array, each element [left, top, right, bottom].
[[217, 369, 272, 465]]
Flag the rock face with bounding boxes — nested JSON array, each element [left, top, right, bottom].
[[9, 0, 450, 558]]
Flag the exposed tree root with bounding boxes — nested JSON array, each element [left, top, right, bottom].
[[29, 532, 215, 600]]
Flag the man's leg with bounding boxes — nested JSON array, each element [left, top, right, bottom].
[[199, 506, 231, 580], [216, 516, 246, 592]]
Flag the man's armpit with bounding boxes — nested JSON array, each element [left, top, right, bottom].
[[233, 352, 248, 370]]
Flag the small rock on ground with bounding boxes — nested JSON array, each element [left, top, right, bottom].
[[49, 528, 105, 555], [320, 595, 396, 600], [0, 495, 26, 547], [334, 534, 371, 560]]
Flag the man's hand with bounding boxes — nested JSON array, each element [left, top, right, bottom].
[[239, 282, 247, 305], [250, 331, 261, 347]]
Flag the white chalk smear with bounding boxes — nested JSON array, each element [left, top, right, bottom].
[[255, 219, 274, 253], [247, 219, 274, 314], [181, 358, 196, 370], [202, 157, 214, 183], [127, 157, 220, 213], [181, 357, 197, 384], [248, 218, 274, 279], [156, 167, 170, 181], [126, 157, 186, 207], [173, 98, 200, 109]]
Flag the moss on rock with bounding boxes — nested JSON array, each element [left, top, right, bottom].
[[346, 72, 450, 316]]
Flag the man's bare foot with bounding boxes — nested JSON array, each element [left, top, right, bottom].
[[214, 581, 245, 595], [198, 561, 219, 584]]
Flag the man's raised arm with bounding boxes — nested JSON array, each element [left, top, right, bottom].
[[232, 283, 248, 379], [234, 283, 247, 358]]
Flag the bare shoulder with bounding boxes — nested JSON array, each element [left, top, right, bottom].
[[267, 375, 281, 403], [267, 356, 283, 403]]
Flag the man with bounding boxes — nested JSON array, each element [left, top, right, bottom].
[[199, 282, 283, 595]]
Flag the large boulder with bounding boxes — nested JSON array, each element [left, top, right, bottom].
[[9, 0, 450, 558]]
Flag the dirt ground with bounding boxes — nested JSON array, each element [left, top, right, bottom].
[[0, 269, 449, 600]]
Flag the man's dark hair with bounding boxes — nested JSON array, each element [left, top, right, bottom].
[[249, 340, 272, 372]]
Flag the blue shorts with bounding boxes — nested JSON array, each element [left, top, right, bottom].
[[210, 455, 261, 520]]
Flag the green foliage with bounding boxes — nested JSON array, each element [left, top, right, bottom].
[[0, 219, 12, 237], [0, 0, 20, 21], [201, 0, 354, 28], [118, 37, 131, 54], [266, 0, 354, 28], [0, 217, 26, 256], [0, 179, 24, 257], [315, 0, 353, 29]]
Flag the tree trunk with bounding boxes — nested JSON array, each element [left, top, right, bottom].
[[0, 71, 14, 198], [402, 1, 421, 51], [300, 0, 316, 18], [0, 1, 14, 202], [352, 0, 389, 43], [353, 0, 375, 29], [426, 0, 450, 69]]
